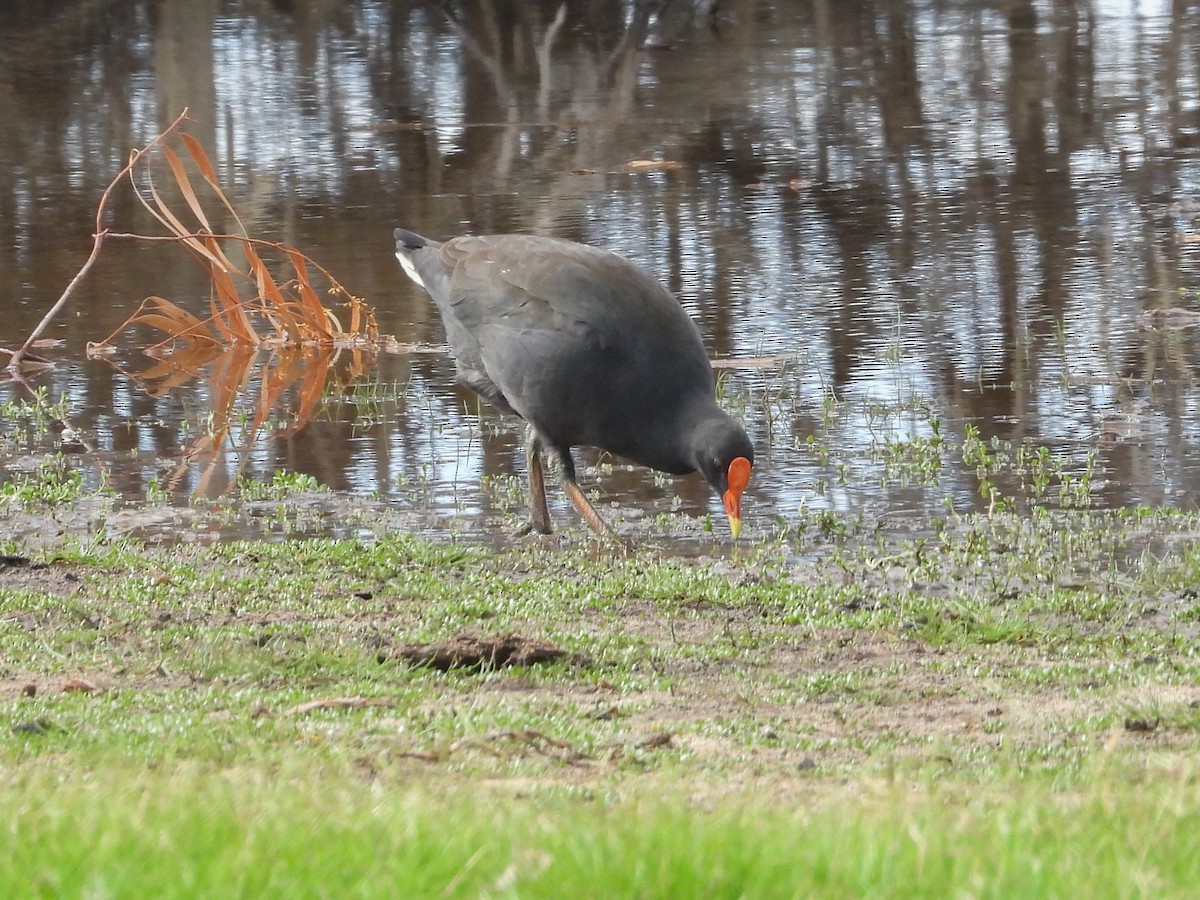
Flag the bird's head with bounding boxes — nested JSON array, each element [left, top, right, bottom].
[[695, 417, 754, 540]]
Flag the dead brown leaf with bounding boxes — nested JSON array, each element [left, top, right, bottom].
[[623, 159, 682, 172]]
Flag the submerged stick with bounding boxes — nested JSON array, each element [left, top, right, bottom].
[[4, 108, 193, 375]]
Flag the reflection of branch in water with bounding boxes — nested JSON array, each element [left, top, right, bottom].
[[122, 344, 376, 496], [432, 2, 670, 234], [441, 3, 522, 180], [535, 4, 568, 119]]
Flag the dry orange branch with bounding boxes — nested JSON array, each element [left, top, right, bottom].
[[2, 108, 388, 490], [91, 123, 376, 353], [6, 109, 193, 375]]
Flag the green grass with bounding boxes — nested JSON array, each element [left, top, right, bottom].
[[3, 762, 1199, 897], [237, 470, 327, 501]]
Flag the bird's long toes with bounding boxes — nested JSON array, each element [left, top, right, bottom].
[[514, 520, 554, 538], [607, 532, 636, 553]]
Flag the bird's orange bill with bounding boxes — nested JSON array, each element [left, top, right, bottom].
[[722, 456, 752, 540]]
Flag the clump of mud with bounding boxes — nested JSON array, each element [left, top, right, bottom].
[[384, 634, 580, 671]]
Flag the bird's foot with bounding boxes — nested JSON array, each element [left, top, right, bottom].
[[601, 531, 637, 554], [514, 519, 553, 538]]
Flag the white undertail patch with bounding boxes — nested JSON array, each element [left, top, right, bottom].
[[395, 251, 427, 289]]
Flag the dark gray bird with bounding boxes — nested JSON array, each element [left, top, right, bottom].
[[393, 228, 753, 538]]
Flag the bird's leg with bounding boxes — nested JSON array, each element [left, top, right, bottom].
[[555, 450, 613, 537], [521, 426, 553, 535]]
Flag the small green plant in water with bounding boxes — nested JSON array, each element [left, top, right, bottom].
[[237, 470, 324, 501], [962, 425, 1096, 513], [0, 389, 72, 450], [874, 418, 945, 487], [145, 477, 171, 505], [0, 456, 96, 506]]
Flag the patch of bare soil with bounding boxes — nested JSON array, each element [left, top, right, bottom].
[[0, 554, 91, 596], [451, 602, 1200, 780]]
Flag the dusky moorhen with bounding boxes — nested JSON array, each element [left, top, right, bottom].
[[394, 228, 753, 538]]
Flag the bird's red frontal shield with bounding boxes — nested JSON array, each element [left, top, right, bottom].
[[722, 456, 752, 539]]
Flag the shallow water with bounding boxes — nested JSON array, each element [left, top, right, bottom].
[[4, 0, 1200, 545]]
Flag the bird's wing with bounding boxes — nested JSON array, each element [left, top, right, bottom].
[[438, 238, 614, 430], [433, 236, 714, 450]]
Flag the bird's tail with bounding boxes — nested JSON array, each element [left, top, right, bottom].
[[393, 228, 438, 289], [393, 228, 429, 252]]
